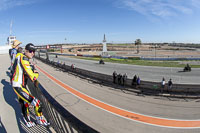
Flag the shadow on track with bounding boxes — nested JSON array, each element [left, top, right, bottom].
[[3, 71, 51, 133], [1, 79, 26, 133], [0, 117, 7, 133]]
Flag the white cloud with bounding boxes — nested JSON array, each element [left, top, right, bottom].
[[0, 0, 38, 11], [116, 0, 198, 18]]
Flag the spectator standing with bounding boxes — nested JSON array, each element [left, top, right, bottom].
[[71, 64, 76, 70], [10, 40, 22, 82], [118, 73, 122, 85], [122, 73, 127, 86], [113, 71, 117, 84], [71, 64, 74, 69], [168, 79, 173, 92], [120, 74, 123, 85], [9, 48, 12, 59], [10, 40, 22, 70], [137, 76, 141, 87], [161, 77, 165, 93], [17, 47, 23, 53], [132, 75, 137, 87]]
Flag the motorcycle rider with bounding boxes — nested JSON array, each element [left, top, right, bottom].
[[11, 43, 49, 127]]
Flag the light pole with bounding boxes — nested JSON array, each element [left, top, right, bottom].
[[65, 38, 67, 45]]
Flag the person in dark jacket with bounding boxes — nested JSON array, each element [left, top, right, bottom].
[[113, 71, 117, 84], [132, 75, 137, 87], [122, 73, 127, 86], [118, 73, 122, 85], [168, 78, 173, 92]]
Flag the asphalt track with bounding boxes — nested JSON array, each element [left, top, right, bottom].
[[35, 55, 200, 133], [1, 54, 199, 133], [41, 53, 200, 84]]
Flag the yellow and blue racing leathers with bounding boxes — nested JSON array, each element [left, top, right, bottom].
[[11, 53, 42, 120]]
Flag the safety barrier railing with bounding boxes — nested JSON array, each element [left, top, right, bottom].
[[27, 79, 98, 133], [34, 51, 200, 97]]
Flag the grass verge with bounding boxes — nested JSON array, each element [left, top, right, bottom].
[[72, 56, 200, 68]]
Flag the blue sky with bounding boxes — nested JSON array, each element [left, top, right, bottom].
[[1, 0, 200, 46]]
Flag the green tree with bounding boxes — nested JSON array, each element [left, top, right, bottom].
[[135, 39, 142, 54]]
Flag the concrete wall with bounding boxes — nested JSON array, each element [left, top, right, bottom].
[[0, 45, 11, 55]]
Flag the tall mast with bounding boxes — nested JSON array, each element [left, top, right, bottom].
[[102, 34, 107, 55], [103, 34, 106, 42]]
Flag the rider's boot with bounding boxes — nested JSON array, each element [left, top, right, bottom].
[[23, 115, 35, 128], [36, 116, 50, 126]]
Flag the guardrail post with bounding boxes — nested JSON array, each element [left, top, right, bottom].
[[46, 51, 49, 61], [38, 51, 40, 59], [27, 79, 98, 133]]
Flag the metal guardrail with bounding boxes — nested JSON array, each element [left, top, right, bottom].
[[27, 79, 98, 133], [34, 51, 200, 97]]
